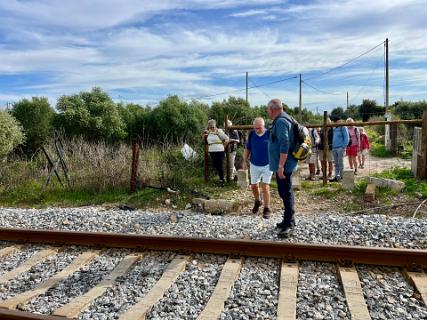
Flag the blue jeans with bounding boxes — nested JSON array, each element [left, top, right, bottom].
[[276, 171, 295, 228], [332, 147, 345, 178]]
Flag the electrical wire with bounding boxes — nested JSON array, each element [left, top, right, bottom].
[[249, 79, 272, 100], [304, 41, 384, 81], [349, 58, 384, 103], [193, 75, 297, 101], [303, 80, 343, 95]]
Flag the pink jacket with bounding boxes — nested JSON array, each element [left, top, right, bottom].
[[360, 133, 370, 150]]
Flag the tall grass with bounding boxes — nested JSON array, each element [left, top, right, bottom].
[[0, 137, 206, 206]]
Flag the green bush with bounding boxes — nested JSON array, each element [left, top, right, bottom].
[[11, 97, 53, 156], [55, 87, 126, 142], [0, 111, 25, 158], [145, 96, 208, 145]]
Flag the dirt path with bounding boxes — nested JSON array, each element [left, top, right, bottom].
[[222, 155, 422, 218]]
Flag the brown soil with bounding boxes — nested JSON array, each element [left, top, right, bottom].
[[219, 155, 427, 219]]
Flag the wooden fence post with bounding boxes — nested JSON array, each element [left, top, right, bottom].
[[204, 135, 209, 182], [225, 115, 230, 183], [323, 111, 328, 186]]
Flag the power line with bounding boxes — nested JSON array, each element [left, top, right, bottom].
[[304, 41, 384, 81], [249, 79, 272, 100], [350, 58, 384, 103], [303, 80, 343, 95], [193, 75, 297, 101]]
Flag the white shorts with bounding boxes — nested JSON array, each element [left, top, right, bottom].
[[318, 150, 333, 162], [250, 163, 273, 185]]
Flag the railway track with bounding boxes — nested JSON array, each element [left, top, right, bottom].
[[0, 228, 425, 319]]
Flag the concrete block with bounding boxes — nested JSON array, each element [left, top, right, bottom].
[[368, 177, 405, 192], [292, 170, 301, 190], [364, 183, 376, 202], [202, 199, 240, 214], [191, 198, 240, 214], [342, 169, 355, 190], [237, 169, 249, 189]]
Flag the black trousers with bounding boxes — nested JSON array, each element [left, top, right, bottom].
[[277, 171, 295, 227], [209, 151, 225, 182]]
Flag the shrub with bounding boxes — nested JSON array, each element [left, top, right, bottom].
[[11, 97, 53, 156], [55, 87, 126, 142], [0, 111, 25, 158]]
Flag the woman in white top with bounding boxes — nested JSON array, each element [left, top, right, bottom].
[[203, 119, 229, 186]]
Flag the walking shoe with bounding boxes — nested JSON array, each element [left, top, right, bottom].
[[219, 180, 225, 187], [252, 199, 262, 214], [316, 169, 321, 175], [305, 175, 315, 181], [278, 226, 292, 238], [276, 219, 295, 229], [329, 176, 341, 182], [354, 170, 358, 175], [262, 207, 271, 219], [276, 220, 285, 228]]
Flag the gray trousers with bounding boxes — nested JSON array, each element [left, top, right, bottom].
[[332, 147, 345, 178]]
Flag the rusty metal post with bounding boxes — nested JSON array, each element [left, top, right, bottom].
[[204, 134, 209, 182], [419, 110, 427, 179], [323, 111, 328, 186], [225, 115, 230, 182], [129, 143, 139, 194]]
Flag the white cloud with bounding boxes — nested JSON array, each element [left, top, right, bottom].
[[0, 0, 426, 108]]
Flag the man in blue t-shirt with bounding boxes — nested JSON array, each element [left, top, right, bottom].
[[242, 117, 273, 219]]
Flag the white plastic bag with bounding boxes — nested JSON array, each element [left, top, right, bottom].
[[181, 143, 197, 161]]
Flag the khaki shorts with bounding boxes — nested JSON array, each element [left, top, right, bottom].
[[318, 149, 333, 162], [307, 152, 318, 164]]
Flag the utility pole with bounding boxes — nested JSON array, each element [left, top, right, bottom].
[[298, 73, 302, 122], [346, 91, 349, 109], [385, 38, 389, 113], [245, 72, 248, 104], [384, 37, 396, 153]]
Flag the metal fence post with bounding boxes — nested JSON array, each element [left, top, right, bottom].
[[129, 143, 139, 194]]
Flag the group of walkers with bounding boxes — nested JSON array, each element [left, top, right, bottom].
[[204, 99, 297, 238], [203, 99, 371, 238], [307, 116, 371, 182]]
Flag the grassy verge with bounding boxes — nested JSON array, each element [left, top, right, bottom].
[[373, 167, 427, 198], [0, 175, 241, 209]]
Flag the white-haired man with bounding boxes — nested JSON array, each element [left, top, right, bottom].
[[267, 99, 298, 238], [242, 117, 273, 218]]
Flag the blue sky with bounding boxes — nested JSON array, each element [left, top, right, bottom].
[[1, 0, 427, 112]]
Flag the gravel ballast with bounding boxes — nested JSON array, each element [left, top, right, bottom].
[[0, 207, 426, 319], [0, 207, 425, 249]]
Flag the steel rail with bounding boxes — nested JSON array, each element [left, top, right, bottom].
[[0, 228, 426, 268], [0, 309, 66, 320]]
